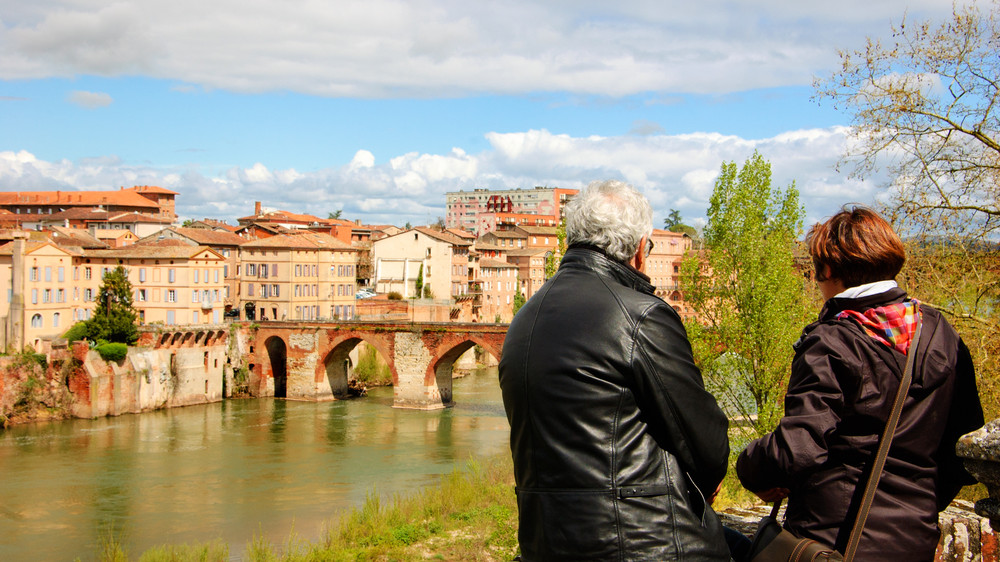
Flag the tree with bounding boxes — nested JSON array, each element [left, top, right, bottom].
[[544, 219, 567, 279], [512, 279, 527, 316], [328, 210, 343, 220], [85, 266, 139, 344], [680, 151, 810, 437], [816, 2, 1000, 421], [663, 209, 683, 230], [814, 2, 1000, 240], [415, 264, 424, 299]]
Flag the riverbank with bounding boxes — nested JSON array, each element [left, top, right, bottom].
[[100, 453, 519, 561]]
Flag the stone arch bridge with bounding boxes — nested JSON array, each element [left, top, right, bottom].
[[238, 321, 507, 409]]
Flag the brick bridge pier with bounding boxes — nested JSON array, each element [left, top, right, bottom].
[[239, 321, 507, 409]]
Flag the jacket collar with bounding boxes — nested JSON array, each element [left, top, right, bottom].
[[819, 286, 908, 321], [560, 244, 655, 295]]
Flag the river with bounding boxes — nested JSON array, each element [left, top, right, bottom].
[[0, 367, 510, 561]]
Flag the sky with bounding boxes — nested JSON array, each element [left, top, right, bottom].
[[0, 1, 961, 229]]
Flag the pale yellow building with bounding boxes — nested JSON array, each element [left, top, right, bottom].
[[372, 227, 470, 300], [239, 232, 358, 321], [0, 239, 77, 349], [504, 247, 549, 301], [76, 245, 227, 326], [474, 258, 517, 323]]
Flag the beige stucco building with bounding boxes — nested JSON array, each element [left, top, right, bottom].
[[238, 232, 358, 321], [372, 227, 470, 300]]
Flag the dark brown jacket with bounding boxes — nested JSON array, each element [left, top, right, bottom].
[[737, 288, 984, 561]]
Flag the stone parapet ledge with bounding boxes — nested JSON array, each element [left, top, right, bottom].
[[958, 418, 1000, 525]]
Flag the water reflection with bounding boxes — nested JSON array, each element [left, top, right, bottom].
[[0, 368, 509, 561]]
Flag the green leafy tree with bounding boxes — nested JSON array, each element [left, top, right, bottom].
[[680, 151, 810, 437], [415, 264, 424, 299], [512, 278, 527, 316], [663, 209, 683, 230], [544, 219, 567, 279], [328, 210, 343, 220], [85, 266, 139, 344]]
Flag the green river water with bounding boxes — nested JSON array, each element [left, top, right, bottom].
[[0, 367, 509, 561]]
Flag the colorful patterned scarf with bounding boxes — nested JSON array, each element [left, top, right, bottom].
[[835, 300, 921, 355]]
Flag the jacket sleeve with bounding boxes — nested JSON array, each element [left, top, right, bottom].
[[630, 301, 730, 495], [934, 337, 985, 509], [736, 325, 849, 492]]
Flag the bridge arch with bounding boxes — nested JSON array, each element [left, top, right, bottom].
[[426, 336, 503, 406], [264, 335, 288, 398], [321, 336, 396, 399]]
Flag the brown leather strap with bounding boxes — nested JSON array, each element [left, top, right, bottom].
[[843, 308, 922, 561]]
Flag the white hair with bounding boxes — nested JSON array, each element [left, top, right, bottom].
[[565, 180, 653, 262]]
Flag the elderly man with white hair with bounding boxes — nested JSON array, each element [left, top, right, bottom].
[[499, 180, 731, 560]]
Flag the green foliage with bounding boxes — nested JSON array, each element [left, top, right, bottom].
[[387, 291, 403, 300], [85, 266, 139, 345], [663, 208, 683, 229], [63, 322, 88, 343], [328, 210, 343, 219], [352, 344, 393, 386], [96, 342, 129, 362], [415, 264, 424, 298], [136, 541, 229, 562], [681, 151, 810, 437], [512, 280, 526, 317], [544, 219, 567, 279]]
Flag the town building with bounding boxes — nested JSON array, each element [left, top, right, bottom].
[[504, 247, 550, 301], [238, 232, 358, 321], [372, 227, 471, 300], [0, 237, 77, 349], [136, 227, 246, 315], [0, 186, 178, 222], [444, 187, 577, 234], [647, 229, 694, 319], [473, 258, 517, 323], [77, 243, 227, 326]]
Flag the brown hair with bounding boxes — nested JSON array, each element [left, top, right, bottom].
[[806, 206, 905, 288]]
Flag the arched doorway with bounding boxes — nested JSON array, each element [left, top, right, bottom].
[[265, 336, 287, 398]]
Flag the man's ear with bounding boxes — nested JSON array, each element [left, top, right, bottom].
[[631, 236, 647, 273]]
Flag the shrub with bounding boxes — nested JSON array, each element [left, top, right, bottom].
[[63, 322, 88, 343], [96, 342, 129, 362], [387, 291, 403, 300]]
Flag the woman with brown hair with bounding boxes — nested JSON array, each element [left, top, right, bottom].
[[736, 206, 984, 560]]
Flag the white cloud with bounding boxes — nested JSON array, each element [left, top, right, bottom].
[[0, 1, 956, 97], [66, 90, 112, 108], [0, 126, 884, 228]]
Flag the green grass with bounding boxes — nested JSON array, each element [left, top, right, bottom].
[[352, 344, 393, 386]]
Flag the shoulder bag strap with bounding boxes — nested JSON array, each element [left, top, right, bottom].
[[842, 308, 922, 561]]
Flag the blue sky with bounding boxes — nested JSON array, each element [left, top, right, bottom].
[[0, 1, 958, 227]]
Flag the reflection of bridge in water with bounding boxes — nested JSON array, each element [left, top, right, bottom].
[[246, 321, 507, 409]]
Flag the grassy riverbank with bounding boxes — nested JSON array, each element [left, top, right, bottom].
[[98, 454, 519, 561]]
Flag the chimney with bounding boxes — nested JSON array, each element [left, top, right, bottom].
[[255, 201, 262, 215]]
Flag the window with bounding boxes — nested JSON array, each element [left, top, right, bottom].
[[45, 267, 52, 281], [192, 311, 199, 324], [85, 267, 92, 280], [167, 289, 177, 303], [73, 267, 79, 280], [43, 289, 51, 303], [84, 288, 93, 301], [193, 269, 200, 283], [192, 290, 199, 303], [29, 267, 39, 281], [168, 269, 176, 283], [57, 289, 64, 303], [52, 312, 60, 327], [223, 265, 229, 278], [58, 267, 64, 282], [214, 269, 220, 283], [247, 284, 254, 297], [167, 310, 175, 325], [272, 284, 279, 297], [30, 314, 42, 328], [138, 289, 147, 302], [31, 289, 38, 304], [295, 265, 301, 276], [247, 264, 257, 276], [204, 269, 209, 283], [271, 264, 277, 277]]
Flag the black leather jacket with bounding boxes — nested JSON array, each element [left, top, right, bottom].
[[500, 246, 731, 561]]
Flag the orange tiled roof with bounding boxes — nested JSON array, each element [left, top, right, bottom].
[[0, 189, 160, 209], [167, 227, 245, 246], [240, 231, 355, 250], [84, 244, 221, 260], [237, 209, 332, 225], [47, 226, 108, 249], [413, 226, 473, 246], [127, 185, 178, 195], [479, 258, 517, 269]]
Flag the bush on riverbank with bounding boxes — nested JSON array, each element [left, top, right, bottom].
[[352, 343, 393, 387]]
